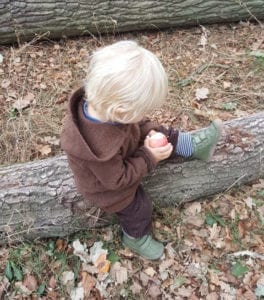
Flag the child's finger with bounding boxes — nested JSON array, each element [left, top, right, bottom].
[[153, 143, 172, 153]]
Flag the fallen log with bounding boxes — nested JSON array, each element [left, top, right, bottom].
[[0, 112, 263, 243], [1, 0, 264, 44]]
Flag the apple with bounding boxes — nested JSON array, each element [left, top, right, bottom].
[[149, 132, 168, 148]]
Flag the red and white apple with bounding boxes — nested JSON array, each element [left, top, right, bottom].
[[149, 132, 168, 148]]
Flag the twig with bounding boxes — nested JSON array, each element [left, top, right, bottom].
[[178, 63, 230, 87], [224, 173, 248, 192], [235, 0, 264, 28], [227, 250, 264, 260]]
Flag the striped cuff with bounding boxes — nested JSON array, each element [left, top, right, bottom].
[[175, 132, 194, 157]]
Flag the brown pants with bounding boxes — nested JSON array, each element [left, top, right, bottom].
[[115, 185, 152, 238]]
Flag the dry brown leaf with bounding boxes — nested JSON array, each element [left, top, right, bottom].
[[196, 87, 209, 100], [130, 281, 142, 295], [80, 271, 96, 297], [94, 253, 110, 274], [148, 283, 162, 298], [109, 262, 128, 285], [40, 83, 47, 90], [55, 238, 67, 252], [208, 223, 221, 240], [14, 282, 32, 295], [36, 144, 52, 156], [0, 277, 10, 299], [159, 258, 175, 273], [238, 220, 246, 238], [1, 79, 11, 89], [118, 248, 134, 258], [223, 81, 232, 89], [208, 270, 221, 286], [206, 292, 219, 300], [13, 97, 31, 110], [139, 271, 151, 287], [24, 92, 35, 102], [144, 267, 156, 277], [22, 274, 38, 292], [48, 276, 57, 289], [183, 215, 204, 227], [178, 286, 194, 297], [185, 202, 202, 216], [47, 290, 58, 300]]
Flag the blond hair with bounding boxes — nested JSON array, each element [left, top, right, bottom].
[[84, 40, 168, 123]]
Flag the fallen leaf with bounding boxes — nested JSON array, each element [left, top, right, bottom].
[[139, 271, 151, 287], [61, 271, 74, 285], [13, 98, 31, 110], [90, 242, 108, 265], [255, 274, 264, 297], [23, 92, 35, 102], [55, 238, 67, 252], [118, 248, 134, 258], [244, 197, 255, 209], [144, 267, 156, 277], [178, 286, 194, 297], [185, 202, 202, 216], [130, 281, 142, 295], [223, 81, 232, 89], [208, 223, 221, 240], [0, 277, 10, 299], [72, 239, 89, 263], [22, 274, 38, 292], [48, 276, 57, 289], [159, 259, 175, 273], [110, 262, 128, 285], [148, 283, 162, 298], [196, 87, 209, 100], [80, 271, 95, 297], [94, 253, 110, 274], [1, 79, 10, 89], [40, 83, 47, 90], [183, 215, 204, 227], [206, 292, 219, 300], [36, 144, 52, 156], [14, 281, 32, 295], [208, 270, 221, 286], [70, 286, 84, 300]]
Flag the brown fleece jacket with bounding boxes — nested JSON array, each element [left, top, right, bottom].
[[61, 87, 179, 213]]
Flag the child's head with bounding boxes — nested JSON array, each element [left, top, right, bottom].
[[85, 40, 168, 123]]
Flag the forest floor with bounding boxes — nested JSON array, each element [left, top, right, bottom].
[[0, 22, 264, 299]]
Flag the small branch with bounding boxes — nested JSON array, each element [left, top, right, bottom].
[[227, 250, 264, 260]]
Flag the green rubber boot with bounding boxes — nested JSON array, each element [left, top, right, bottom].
[[122, 233, 164, 260], [192, 119, 223, 161]]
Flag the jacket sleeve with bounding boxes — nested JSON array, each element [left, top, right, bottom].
[[139, 119, 180, 159], [158, 125, 180, 159], [76, 146, 157, 191], [138, 119, 159, 142]]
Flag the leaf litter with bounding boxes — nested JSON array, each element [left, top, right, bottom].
[[0, 22, 263, 298]]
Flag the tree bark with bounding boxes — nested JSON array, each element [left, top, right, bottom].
[[1, 0, 264, 44], [0, 112, 263, 244]]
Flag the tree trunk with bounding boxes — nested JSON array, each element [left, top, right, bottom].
[[0, 113, 263, 244], [1, 0, 264, 44]]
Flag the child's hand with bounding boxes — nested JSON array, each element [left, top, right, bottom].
[[144, 136, 173, 163]]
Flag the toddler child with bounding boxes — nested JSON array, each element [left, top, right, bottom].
[[61, 40, 222, 260]]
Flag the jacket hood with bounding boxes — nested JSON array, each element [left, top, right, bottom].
[[61, 87, 126, 162]]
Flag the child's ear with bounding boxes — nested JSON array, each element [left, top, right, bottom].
[[114, 105, 128, 121]]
